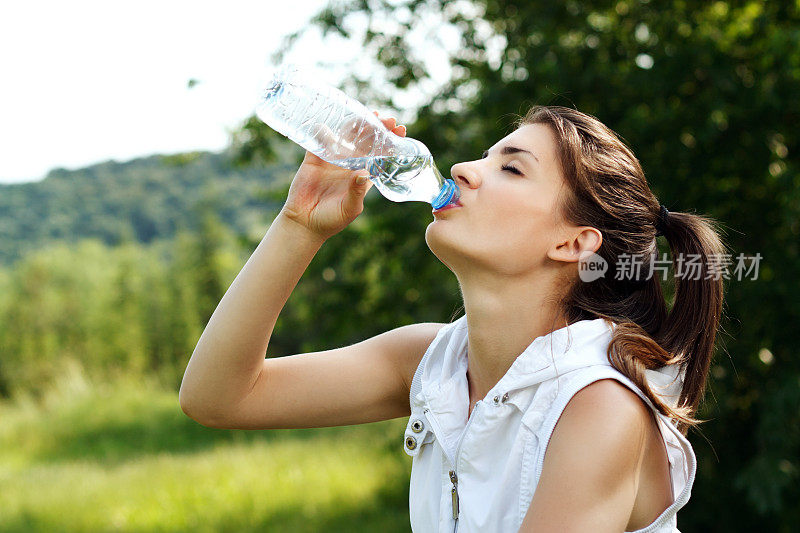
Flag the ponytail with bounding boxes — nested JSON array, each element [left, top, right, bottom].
[[599, 211, 726, 435], [657, 211, 725, 430]]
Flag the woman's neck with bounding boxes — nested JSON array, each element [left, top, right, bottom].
[[458, 271, 567, 406]]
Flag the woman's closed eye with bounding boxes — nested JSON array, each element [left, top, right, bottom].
[[501, 164, 523, 175], [481, 151, 523, 176]]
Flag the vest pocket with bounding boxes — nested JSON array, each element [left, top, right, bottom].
[[403, 410, 436, 457]]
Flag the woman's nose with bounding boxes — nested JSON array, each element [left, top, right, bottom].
[[450, 161, 481, 189]]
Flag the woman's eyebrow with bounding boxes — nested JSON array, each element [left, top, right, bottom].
[[482, 146, 540, 163]]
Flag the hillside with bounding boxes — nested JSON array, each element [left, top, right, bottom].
[[0, 150, 298, 265]]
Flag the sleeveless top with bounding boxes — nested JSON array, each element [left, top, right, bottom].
[[403, 316, 696, 532]]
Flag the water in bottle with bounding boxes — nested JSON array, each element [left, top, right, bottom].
[[255, 65, 459, 210]]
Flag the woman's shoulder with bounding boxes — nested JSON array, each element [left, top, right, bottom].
[[535, 365, 667, 450], [529, 378, 671, 530], [555, 378, 655, 445], [529, 369, 659, 469], [392, 322, 449, 393]]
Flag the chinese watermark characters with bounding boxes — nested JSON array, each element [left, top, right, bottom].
[[578, 252, 762, 283]]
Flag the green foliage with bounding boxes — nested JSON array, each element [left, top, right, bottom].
[[0, 215, 245, 400]]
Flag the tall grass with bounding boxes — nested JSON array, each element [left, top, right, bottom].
[[0, 363, 412, 532]]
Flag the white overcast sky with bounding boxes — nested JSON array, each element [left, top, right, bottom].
[[0, 0, 359, 183]]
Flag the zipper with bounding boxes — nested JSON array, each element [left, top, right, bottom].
[[449, 470, 459, 520], [449, 400, 482, 533], [423, 407, 461, 530]]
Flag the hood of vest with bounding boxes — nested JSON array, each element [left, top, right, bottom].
[[415, 316, 686, 457]]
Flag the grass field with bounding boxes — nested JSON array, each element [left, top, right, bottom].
[[0, 367, 413, 532]]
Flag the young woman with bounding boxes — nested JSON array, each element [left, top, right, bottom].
[[179, 106, 724, 532]]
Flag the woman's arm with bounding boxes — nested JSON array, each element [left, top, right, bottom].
[[518, 379, 650, 533], [177, 211, 319, 424], [178, 116, 436, 429]]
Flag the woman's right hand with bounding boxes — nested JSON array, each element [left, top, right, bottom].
[[279, 113, 407, 241]]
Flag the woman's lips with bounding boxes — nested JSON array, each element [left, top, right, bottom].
[[433, 201, 462, 214]]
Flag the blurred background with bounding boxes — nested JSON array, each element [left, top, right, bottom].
[[1, 0, 798, 531]]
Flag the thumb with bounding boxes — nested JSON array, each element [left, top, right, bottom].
[[353, 172, 373, 191], [348, 173, 373, 207]]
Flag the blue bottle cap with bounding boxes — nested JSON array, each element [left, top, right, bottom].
[[432, 180, 458, 210]]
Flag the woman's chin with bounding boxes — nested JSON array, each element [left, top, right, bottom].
[[425, 224, 464, 269], [425, 221, 449, 250]]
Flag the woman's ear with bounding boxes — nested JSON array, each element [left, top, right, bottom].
[[547, 227, 603, 263]]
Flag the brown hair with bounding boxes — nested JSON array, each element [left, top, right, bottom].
[[519, 105, 726, 436]]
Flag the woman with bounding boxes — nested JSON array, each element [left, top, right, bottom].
[[179, 105, 724, 532]]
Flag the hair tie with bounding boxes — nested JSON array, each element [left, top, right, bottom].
[[654, 205, 670, 237]]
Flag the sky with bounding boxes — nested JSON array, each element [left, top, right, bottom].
[[0, 0, 353, 183]]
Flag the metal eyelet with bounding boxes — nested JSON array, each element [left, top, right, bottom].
[[501, 392, 509, 403], [411, 419, 425, 433], [405, 435, 417, 450], [493, 396, 500, 405]]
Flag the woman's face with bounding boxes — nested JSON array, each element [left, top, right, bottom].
[[426, 123, 571, 277]]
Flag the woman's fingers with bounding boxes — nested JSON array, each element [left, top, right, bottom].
[[374, 110, 405, 136], [379, 116, 397, 129]]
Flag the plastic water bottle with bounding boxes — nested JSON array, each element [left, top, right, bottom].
[[255, 65, 459, 210]]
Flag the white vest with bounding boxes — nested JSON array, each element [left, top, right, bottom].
[[404, 316, 696, 532]]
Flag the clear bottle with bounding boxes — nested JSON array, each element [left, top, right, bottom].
[[255, 65, 459, 210]]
